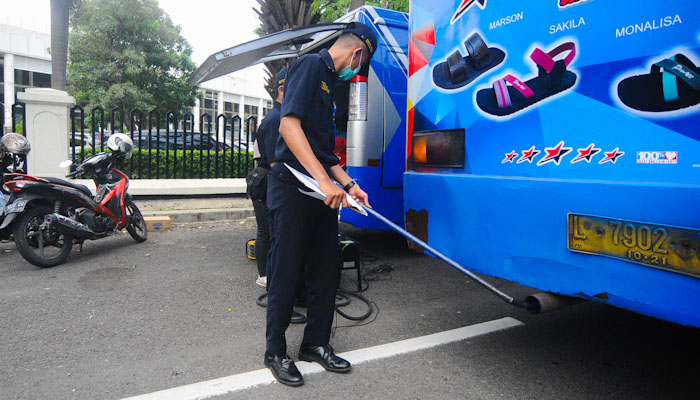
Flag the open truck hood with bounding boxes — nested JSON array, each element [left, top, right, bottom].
[[189, 23, 348, 85]]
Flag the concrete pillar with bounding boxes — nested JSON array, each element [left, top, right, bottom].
[[238, 95, 246, 143], [217, 90, 224, 138], [239, 95, 246, 120], [17, 88, 75, 177], [257, 97, 264, 125], [192, 97, 200, 132], [3, 54, 15, 132]]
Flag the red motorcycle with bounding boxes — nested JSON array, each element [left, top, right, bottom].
[[3, 133, 146, 267]]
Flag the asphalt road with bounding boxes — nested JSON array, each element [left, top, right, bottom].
[[0, 219, 697, 400]]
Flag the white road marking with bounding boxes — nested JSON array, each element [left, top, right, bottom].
[[122, 317, 524, 400]]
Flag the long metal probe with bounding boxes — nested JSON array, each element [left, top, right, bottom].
[[363, 207, 524, 308]]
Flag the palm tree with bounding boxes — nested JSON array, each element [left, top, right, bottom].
[[50, 0, 70, 90], [254, 0, 321, 99], [351, 0, 366, 10]]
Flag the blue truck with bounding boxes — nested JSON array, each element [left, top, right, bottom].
[[191, 1, 700, 327]]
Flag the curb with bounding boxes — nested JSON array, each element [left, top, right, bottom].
[[142, 207, 254, 223]]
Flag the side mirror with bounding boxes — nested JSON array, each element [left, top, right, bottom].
[[59, 160, 77, 172]]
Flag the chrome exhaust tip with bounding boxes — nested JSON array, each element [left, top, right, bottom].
[[524, 292, 583, 314]]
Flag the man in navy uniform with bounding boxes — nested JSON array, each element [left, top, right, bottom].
[[254, 67, 307, 324], [251, 67, 287, 288], [264, 22, 377, 387]]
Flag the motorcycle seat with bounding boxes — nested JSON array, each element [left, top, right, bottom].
[[42, 177, 93, 196]]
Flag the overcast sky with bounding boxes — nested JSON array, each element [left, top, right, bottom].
[[1, 0, 265, 77]]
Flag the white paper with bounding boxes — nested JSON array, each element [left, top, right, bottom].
[[284, 163, 368, 216]]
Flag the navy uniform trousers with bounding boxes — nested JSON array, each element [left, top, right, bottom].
[[265, 166, 340, 355]]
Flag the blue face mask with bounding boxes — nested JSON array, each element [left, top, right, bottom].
[[338, 50, 362, 81]]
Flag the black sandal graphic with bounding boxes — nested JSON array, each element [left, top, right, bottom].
[[476, 42, 577, 117], [617, 53, 700, 112], [432, 32, 505, 90]]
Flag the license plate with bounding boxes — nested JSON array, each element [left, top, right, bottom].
[[0, 194, 8, 215], [5, 199, 27, 213], [568, 214, 700, 278]]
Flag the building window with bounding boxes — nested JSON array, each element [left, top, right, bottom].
[[15, 70, 30, 86], [199, 90, 218, 131], [243, 105, 259, 122], [224, 101, 233, 112], [33, 72, 51, 88]]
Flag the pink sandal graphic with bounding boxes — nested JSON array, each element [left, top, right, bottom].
[[477, 42, 577, 116]]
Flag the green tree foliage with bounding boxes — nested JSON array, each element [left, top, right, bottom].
[[67, 0, 198, 129], [312, 0, 409, 23]]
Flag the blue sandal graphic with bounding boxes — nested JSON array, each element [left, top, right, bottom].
[[617, 53, 700, 112], [432, 32, 505, 90]]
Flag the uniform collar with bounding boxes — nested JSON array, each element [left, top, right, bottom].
[[319, 49, 336, 73], [273, 101, 281, 109]]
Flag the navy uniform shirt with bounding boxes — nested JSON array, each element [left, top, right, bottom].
[[275, 48, 339, 175], [256, 101, 281, 167]]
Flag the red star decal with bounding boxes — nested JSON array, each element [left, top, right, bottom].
[[571, 143, 601, 164], [537, 141, 572, 166], [450, 0, 487, 24], [517, 146, 540, 164], [599, 148, 625, 164], [502, 150, 518, 163]]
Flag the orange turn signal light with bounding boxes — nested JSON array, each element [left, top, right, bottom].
[[411, 129, 465, 168]]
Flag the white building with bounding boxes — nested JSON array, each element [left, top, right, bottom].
[[0, 23, 52, 131], [193, 68, 272, 138], [0, 22, 271, 135]]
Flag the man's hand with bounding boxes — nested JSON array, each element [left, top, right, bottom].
[[348, 184, 371, 208], [319, 179, 346, 209]]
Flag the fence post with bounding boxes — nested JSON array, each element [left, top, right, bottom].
[[17, 88, 75, 177]]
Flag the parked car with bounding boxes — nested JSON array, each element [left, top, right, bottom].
[[100, 130, 237, 152]]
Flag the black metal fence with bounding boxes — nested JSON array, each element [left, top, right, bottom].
[[1, 102, 28, 174], [70, 106, 256, 179], [0, 102, 26, 136]]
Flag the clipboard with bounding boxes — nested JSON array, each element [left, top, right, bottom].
[[284, 163, 368, 216]]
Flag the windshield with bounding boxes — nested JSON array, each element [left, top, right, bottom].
[[83, 152, 109, 165]]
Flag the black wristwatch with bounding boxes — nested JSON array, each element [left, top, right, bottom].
[[343, 179, 357, 192]]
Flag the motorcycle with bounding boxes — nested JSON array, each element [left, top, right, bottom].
[[0, 132, 31, 241], [2, 133, 147, 267]]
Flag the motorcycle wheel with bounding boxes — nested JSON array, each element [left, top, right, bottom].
[[13, 205, 73, 268], [125, 199, 147, 242]]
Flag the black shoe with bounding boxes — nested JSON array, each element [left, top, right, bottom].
[[298, 343, 351, 373], [264, 352, 304, 387], [291, 311, 306, 324]]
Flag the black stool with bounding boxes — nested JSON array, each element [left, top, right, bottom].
[[338, 235, 362, 292]]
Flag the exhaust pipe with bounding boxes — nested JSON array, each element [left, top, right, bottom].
[[524, 292, 583, 314], [45, 213, 95, 238]]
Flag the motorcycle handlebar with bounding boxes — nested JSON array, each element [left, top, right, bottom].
[[66, 168, 82, 178]]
